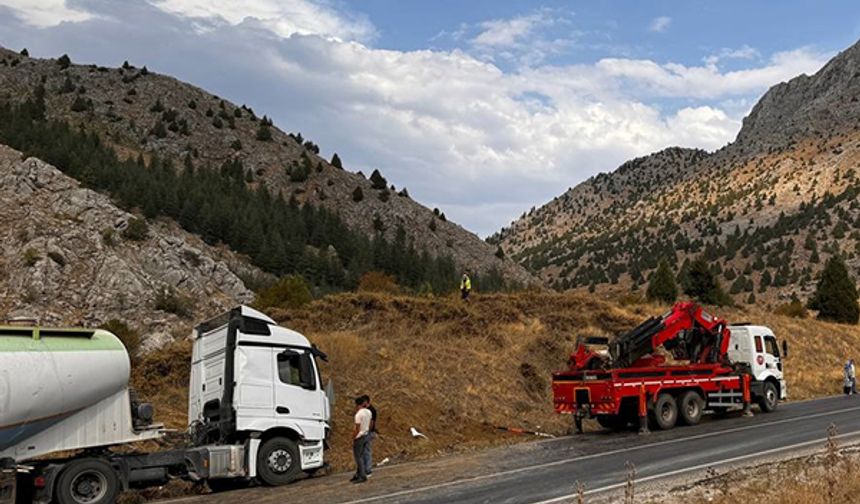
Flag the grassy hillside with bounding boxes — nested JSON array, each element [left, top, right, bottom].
[[133, 292, 860, 472]]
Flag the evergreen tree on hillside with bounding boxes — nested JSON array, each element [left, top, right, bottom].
[[646, 259, 678, 303], [369, 169, 388, 190], [808, 255, 860, 324], [684, 257, 732, 306], [331, 153, 343, 169]]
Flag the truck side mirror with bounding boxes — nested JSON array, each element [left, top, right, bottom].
[[782, 340, 789, 358]]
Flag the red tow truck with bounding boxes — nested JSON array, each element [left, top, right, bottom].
[[552, 302, 788, 433]]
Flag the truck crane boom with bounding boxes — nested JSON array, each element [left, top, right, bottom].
[[610, 302, 730, 368]]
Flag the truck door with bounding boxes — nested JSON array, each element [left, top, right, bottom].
[[763, 335, 782, 374], [272, 348, 325, 424]]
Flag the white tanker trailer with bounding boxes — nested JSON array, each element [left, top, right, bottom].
[[0, 306, 332, 504]]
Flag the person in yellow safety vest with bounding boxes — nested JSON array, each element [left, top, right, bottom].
[[460, 273, 472, 301]]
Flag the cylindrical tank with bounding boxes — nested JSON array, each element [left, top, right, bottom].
[[0, 327, 130, 452]]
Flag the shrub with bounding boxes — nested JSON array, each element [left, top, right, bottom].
[[808, 255, 860, 324], [100, 319, 141, 357], [495, 246, 505, 259], [23, 248, 39, 267], [230, 139, 242, 151], [357, 271, 399, 293], [70, 96, 91, 112], [256, 122, 272, 141], [154, 286, 193, 318], [102, 228, 116, 246], [149, 99, 164, 113], [254, 275, 313, 310], [122, 218, 149, 241], [774, 300, 808, 319], [352, 186, 364, 202], [331, 153, 343, 169]]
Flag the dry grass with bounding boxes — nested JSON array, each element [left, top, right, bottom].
[[129, 292, 860, 473]]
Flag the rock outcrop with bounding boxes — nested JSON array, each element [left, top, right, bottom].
[[0, 144, 255, 348]]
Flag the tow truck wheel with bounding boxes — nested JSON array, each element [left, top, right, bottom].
[[257, 437, 301, 486], [678, 391, 704, 426], [758, 381, 779, 413], [55, 458, 120, 504], [650, 393, 678, 430]]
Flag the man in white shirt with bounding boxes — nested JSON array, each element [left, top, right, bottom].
[[351, 396, 372, 483]]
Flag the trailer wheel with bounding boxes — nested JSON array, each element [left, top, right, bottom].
[[257, 437, 301, 486], [758, 381, 779, 413], [650, 393, 678, 430], [678, 391, 704, 426], [55, 458, 120, 504]]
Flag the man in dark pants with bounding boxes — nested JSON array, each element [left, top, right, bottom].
[[361, 395, 378, 477], [351, 396, 372, 483]]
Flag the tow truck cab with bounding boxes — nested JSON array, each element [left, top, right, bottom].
[[727, 324, 788, 402]]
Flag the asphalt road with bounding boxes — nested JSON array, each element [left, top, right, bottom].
[[164, 396, 860, 504]]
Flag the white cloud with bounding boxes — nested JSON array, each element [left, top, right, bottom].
[[463, 8, 578, 67], [148, 0, 376, 42], [0, 4, 834, 235], [704, 44, 761, 66], [0, 0, 94, 27], [649, 16, 671, 33]]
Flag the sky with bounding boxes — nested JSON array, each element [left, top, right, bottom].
[[1, 1, 859, 236]]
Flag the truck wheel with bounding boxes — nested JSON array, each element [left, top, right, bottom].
[[650, 393, 678, 430], [758, 381, 779, 413], [678, 391, 704, 426], [257, 437, 301, 486], [55, 458, 120, 504]]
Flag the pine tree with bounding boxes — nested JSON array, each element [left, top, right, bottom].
[[57, 54, 71, 69], [684, 257, 732, 306], [331, 153, 343, 169], [352, 186, 364, 202], [369, 169, 388, 190], [646, 259, 678, 303], [808, 255, 860, 324]]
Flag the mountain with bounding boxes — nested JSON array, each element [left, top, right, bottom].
[[0, 46, 535, 289], [0, 144, 255, 349], [494, 39, 860, 303]]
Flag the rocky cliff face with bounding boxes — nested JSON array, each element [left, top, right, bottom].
[[497, 38, 860, 303], [0, 144, 256, 350], [0, 47, 536, 286]]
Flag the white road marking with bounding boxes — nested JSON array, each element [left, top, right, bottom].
[[338, 404, 860, 504], [529, 430, 860, 504]]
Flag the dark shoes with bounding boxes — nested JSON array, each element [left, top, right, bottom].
[[352, 477, 368, 484]]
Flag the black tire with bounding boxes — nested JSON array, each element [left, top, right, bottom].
[[711, 406, 730, 417], [758, 381, 779, 413], [650, 393, 678, 430], [207, 478, 252, 493], [257, 437, 301, 486], [678, 391, 704, 426], [55, 458, 120, 504], [596, 415, 628, 431]]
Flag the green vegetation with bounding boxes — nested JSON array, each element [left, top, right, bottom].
[[646, 259, 677, 303], [683, 257, 732, 306], [808, 255, 859, 324], [122, 218, 149, 241], [254, 275, 313, 310], [154, 285, 193, 318]]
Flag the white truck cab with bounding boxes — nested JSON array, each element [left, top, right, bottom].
[[189, 306, 331, 485], [727, 324, 788, 410]]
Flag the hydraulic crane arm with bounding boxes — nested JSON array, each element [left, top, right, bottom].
[[609, 302, 730, 368]]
